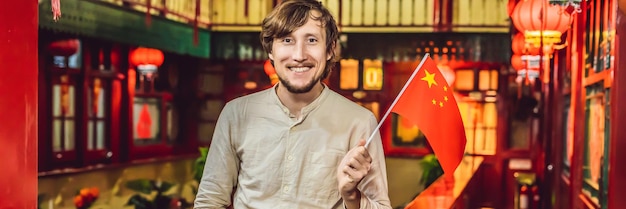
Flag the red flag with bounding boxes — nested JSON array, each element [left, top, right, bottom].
[[391, 55, 466, 178]]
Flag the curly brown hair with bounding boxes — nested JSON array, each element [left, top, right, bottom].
[[260, 0, 339, 79]]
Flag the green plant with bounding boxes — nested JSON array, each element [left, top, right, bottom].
[[419, 154, 443, 188], [194, 147, 209, 183], [37, 194, 45, 209], [125, 179, 190, 209]]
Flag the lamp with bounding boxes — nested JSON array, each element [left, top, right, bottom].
[[48, 39, 79, 57], [48, 39, 80, 68], [263, 59, 278, 85], [129, 47, 164, 92], [511, 0, 573, 48], [510, 0, 574, 83]]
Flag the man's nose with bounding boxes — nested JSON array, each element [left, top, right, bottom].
[[291, 42, 307, 61]]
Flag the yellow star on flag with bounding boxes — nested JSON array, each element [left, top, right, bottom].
[[421, 70, 437, 88]]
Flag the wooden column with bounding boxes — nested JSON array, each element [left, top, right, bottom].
[[608, 8, 626, 209], [0, 0, 38, 208]]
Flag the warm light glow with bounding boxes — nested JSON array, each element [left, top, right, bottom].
[[129, 47, 164, 69], [455, 69, 474, 91], [340, 59, 359, 90], [363, 59, 383, 90], [524, 30, 563, 47], [48, 39, 80, 56], [263, 60, 278, 85], [510, 0, 573, 48]]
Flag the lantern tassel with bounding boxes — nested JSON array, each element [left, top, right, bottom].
[[145, 0, 152, 26], [52, 0, 61, 21], [193, 0, 200, 46]]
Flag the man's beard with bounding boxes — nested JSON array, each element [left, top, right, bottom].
[[278, 71, 324, 94]]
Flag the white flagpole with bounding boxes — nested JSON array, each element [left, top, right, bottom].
[[365, 53, 431, 148]]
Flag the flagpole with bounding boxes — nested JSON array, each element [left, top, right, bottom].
[[365, 53, 430, 148]]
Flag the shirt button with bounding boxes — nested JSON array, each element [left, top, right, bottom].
[[287, 155, 293, 161], [283, 186, 289, 192]]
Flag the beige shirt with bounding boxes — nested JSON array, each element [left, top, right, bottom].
[[195, 86, 391, 209]]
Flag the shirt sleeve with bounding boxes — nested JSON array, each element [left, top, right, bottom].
[[194, 102, 240, 209], [345, 114, 392, 209]]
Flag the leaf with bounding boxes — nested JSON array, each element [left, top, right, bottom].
[[156, 181, 175, 193], [125, 179, 154, 195], [419, 154, 443, 187], [194, 147, 209, 182], [126, 194, 151, 209]]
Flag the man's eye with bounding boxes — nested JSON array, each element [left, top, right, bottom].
[[308, 38, 318, 43], [283, 38, 293, 43]]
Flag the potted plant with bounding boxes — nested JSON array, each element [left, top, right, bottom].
[[419, 154, 443, 188], [194, 147, 209, 184], [125, 179, 191, 209]]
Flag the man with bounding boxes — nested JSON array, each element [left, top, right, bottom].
[[194, 0, 391, 208]]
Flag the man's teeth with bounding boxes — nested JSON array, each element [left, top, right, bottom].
[[290, 67, 310, 72]]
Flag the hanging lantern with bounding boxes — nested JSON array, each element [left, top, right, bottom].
[[263, 59, 279, 85], [129, 47, 164, 75], [48, 39, 79, 57], [511, 54, 525, 71], [510, 0, 573, 48], [130, 47, 164, 92], [511, 33, 526, 55]]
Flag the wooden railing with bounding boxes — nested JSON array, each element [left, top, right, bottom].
[[94, 0, 509, 32]]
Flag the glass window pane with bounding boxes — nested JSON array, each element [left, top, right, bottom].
[[167, 103, 179, 142], [53, 85, 61, 116], [392, 114, 426, 147], [455, 69, 474, 91], [53, 119, 62, 152], [363, 59, 383, 90], [200, 100, 224, 121], [340, 59, 359, 90], [490, 70, 499, 90], [133, 97, 161, 144], [484, 102, 497, 127], [478, 70, 491, 91], [97, 89, 105, 117], [67, 87, 75, 117], [96, 121, 105, 149], [65, 120, 75, 150], [198, 122, 216, 144], [586, 93, 605, 186], [198, 74, 224, 95], [88, 121, 94, 150]]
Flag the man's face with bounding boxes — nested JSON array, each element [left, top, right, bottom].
[[269, 11, 331, 94]]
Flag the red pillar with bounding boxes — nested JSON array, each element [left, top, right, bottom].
[[609, 8, 626, 209], [0, 1, 38, 208]]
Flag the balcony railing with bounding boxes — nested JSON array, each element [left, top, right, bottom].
[[95, 0, 509, 32]]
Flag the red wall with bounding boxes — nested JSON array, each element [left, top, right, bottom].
[[0, 1, 38, 208]]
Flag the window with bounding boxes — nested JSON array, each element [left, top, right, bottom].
[[338, 58, 384, 91], [51, 74, 78, 164], [455, 68, 499, 155]]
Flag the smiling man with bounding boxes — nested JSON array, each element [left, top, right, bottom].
[[194, 1, 391, 208]]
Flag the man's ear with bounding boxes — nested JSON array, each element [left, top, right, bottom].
[[269, 53, 274, 60], [327, 41, 337, 61]]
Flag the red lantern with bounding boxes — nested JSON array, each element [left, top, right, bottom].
[[48, 39, 79, 56], [263, 59, 275, 76], [510, 0, 573, 48], [511, 33, 526, 55], [129, 47, 164, 69], [263, 59, 279, 85], [511, 54, 525, 71]]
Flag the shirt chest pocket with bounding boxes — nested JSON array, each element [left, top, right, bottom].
[[303, 151, 344, 201]]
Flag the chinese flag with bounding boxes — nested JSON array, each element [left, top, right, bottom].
[[391, 55, 466, 178]]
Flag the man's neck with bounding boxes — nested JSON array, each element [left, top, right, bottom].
[[276, 83, 324, 118]]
